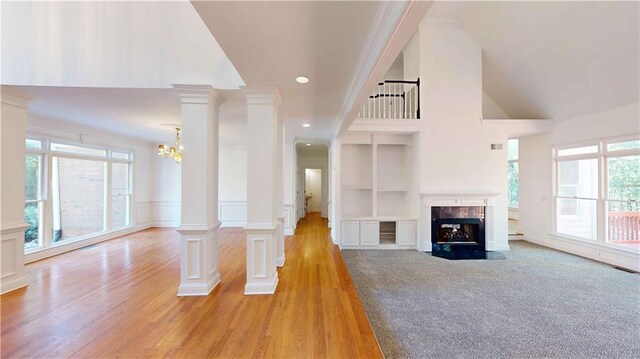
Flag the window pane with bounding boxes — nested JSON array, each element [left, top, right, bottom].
[[508, 161, 519, 207], [556, 198, 597, 240], [52, 157, 106, 242], [111, 151, 130, 160], [25, 139, 41, 149], [25, 154, 41, 201], [24, 202, 42, 250], [607, 201, 639, 251], [607, 140, 640, 152], [608, 155, 640, 201], [111, 163, 130, 195], [50, 143, 106, 157], [508, 139, 519, 161], [112, 195, 130, 229], [557, 159, 598, 198], [557, 145, 598, 157]]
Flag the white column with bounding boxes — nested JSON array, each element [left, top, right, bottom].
[[0, 87, 31, 294], [173, 84, 223, 297], [275, 111, 286, 267], [244, 88, 281, 295]]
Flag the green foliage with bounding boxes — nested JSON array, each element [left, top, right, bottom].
[[24, 204, 39, 246], [25, 155, 39, 200], [608, 155, 640, 211]]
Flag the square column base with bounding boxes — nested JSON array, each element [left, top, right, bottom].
[[177, 224, 221, 296], [244, 223, 279, 295]]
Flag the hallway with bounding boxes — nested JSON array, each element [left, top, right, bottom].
[[1, 214, 382, 358]]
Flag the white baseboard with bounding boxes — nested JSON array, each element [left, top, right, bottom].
[[177, 272, 220, 296], [524, 234, 640, 272], [277, 255, 286, 267], [244, 277, 279, 295], [25, 224, 152, 264], [284, 228, 294, 235], [0, 275, 28, 295]]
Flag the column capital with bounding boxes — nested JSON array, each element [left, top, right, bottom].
[[242, 87, 282, 107], [0, 86, 31, 108], [172, 84, 224, 108]]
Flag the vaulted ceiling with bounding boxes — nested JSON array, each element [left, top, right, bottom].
[[427, 1, 639, 121]]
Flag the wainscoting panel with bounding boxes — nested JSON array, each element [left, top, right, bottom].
[[151, 201, 181, 227], [135, 202, 152, 227], [219, 201, 247, 227]]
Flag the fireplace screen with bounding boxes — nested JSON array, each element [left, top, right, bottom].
[[437, 223, 479, 244]]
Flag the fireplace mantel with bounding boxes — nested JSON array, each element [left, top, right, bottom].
[[421, 192, 500, 207]]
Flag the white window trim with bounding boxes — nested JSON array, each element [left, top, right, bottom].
[[24, 135, 135, 254]]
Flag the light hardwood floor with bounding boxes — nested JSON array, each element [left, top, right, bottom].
[[1, 213, 382, 358]]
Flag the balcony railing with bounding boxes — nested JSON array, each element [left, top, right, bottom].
[[358, 79, 420, 120], [608, 211, 640, 243]]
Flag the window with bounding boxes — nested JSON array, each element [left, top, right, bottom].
[[553, 137, 640, 250], [111, 162, 131, 229], [605, 139, 640, 250], [508, 139, 519, 208], [52, 157, 106, 242], [24, 137, 133, 252], [24, 140, 45, 250]]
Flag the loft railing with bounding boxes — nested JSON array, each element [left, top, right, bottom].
[[358, 78, 420, 120]]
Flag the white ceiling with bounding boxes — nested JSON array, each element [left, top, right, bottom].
[[21, 86, 248, 145], [426, 1, 640, 120], [1, 1, 243, 89], [192, 1, 381, 142]]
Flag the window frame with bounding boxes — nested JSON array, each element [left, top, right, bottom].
[[24, 135, 135, 253], [552, 134, 640, 249], [24, 139, 48, 252]]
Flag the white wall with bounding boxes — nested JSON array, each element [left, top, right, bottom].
[[305, 169, 322, 212], [483, 91, 511, 119], [519, 102, 640, 270], [418, 22, 509, 251], [402, 32, 420, 81]]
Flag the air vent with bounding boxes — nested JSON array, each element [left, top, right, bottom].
[[491, 143, 503, 150]]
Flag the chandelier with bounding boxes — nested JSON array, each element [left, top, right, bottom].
[[157, 127, 183, 163]]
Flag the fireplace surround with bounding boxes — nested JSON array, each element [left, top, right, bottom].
[[431, 206, 486, 259]]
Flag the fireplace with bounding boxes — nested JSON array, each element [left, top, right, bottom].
[[431, 206, 486, 259]]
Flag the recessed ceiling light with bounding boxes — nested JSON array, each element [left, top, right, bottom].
[[306, 143, 312, 146], [302, 123, 311, 128], [296, 76, 309, 84]]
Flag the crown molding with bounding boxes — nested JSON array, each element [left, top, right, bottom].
[[1, 86, 32, 108], [241, 87, 283, 107], [172, 84, 225, 107]]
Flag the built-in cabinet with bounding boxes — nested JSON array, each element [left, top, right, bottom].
[[339, 133, 418, 249]]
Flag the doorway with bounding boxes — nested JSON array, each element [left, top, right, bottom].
[[304, 169, 322, 216]]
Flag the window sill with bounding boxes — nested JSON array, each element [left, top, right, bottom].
[[24, 225, 137, 262]]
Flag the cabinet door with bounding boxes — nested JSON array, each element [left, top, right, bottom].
[[341, 221, 360, 246], [397, 220, 417, 246], [360, 221, 380, 246]]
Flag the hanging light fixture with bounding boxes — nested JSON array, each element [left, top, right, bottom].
[[157, 127, 183, 163]]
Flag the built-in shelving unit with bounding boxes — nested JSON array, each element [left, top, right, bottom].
[[339, 133, 418, 249]]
